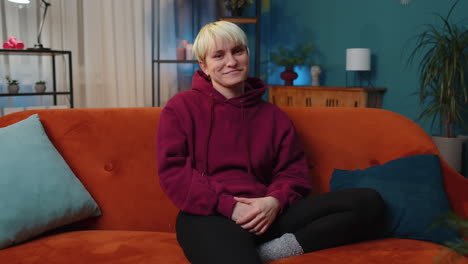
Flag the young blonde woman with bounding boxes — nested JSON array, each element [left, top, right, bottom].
[[157, 21, 385, 264]]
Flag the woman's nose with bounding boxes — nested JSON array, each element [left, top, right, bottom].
[[225, 53, 237, 67]]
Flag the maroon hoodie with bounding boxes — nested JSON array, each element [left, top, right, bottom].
[[157, 70, 311, 218]]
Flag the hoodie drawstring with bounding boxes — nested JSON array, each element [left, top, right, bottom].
[[203, 96, 215, 176], [241, 102, 253, 176]]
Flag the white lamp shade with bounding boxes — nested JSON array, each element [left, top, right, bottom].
[[346, 48, 371, 71], [8, 0, 30, 3]]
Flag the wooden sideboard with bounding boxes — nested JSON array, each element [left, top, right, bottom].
[[268, 85, 387, 108]]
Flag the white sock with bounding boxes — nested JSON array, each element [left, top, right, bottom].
[[257, 233, 304, 263]]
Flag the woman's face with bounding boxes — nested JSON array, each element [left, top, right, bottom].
[[200, 39, 249, 93]]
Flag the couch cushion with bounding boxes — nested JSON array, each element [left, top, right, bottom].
[[330, 154, 460, 245], [0, 230, 188, 264], [0, 231, 462, 264], [0, 114, 101, 249], [271, 238, 467, 264]]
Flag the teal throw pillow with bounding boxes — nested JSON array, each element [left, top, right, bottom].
[[330, 154, 460, 245], [0, 114, 101, 249]]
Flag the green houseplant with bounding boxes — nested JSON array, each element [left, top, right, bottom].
[[408, 1, 468, 137], [35, 80, 47, 93], [407, 0, 468, 171], [6, 76, 18, 86], [432, 212, 468, 263], [225, 0, 253, 16], [270, 42, 315, 85], [5, 76, 19, 94]]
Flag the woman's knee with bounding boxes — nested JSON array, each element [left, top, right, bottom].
[[348, 188, 385, 220], [354, 188, 386, 234]]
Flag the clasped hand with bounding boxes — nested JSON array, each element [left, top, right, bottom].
[[231, 196, 280, 235]]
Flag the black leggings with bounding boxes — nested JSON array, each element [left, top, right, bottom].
[[176, 188, 386, 264]]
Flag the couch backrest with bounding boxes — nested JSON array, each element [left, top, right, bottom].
[[0, 108, 179, 233], [0, 107, 466, 233], [281, 107, 467, 220]]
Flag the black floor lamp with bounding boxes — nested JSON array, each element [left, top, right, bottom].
[[8, 0, 51, 50]]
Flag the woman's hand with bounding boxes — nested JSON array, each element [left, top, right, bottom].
[[231, 201, 259, 223], [233, 196, 280, 235]]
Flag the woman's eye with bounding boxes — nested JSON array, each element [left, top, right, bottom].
[[234, 48, 244, 54], [214, 54, 223, 58]]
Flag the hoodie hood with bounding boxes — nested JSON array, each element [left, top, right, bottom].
[[192, 70, 266, 107]]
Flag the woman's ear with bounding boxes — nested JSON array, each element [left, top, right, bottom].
[[199, 60, 209, 76]]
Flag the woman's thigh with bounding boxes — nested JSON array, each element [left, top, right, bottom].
[[257, 188, 385, 244], [176, 212, 262, 264]]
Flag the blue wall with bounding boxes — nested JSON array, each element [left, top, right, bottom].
[[262, 0, 468, 134]]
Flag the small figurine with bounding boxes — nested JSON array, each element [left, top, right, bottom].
[[311, 65, 321, 86]]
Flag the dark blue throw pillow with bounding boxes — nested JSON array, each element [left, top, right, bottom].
[[330, 154, 460, 245]]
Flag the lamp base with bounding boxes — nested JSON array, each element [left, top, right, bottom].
[[27, 44, 50, 50], [345, 71, 371, 88]]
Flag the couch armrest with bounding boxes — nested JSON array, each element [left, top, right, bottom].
[[441, 160, 468, 218]]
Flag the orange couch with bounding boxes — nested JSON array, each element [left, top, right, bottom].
[[0, 107, 467, 264]]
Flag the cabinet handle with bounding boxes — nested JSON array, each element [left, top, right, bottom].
[[326, 99, 339, 107]]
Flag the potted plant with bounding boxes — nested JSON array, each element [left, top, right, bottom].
[[35, 80, 46, 93], [432, 212, 468, 263], [5, 76, 19, 94], [225, 0, 253, 16], [270, 42, 315, 85], [407, 0, 468, 171]]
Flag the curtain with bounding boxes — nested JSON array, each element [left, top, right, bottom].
[[1, 0, 152, 109], [79, 0, 153, 108]]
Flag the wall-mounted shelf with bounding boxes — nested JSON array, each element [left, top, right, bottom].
[[0, 49, 70, 56], [0, 91, 71, 96], [219, 17, 258, 24]]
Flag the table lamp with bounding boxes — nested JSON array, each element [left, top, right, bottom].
[[8, 0, 51, 50], [346, 48, 371, 87]]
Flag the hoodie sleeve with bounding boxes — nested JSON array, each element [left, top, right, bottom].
[[266, 116, 312, 212], [157, 103, 236, 217]]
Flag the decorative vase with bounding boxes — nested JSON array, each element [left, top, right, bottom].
[[176, 47, 186, 60], [35, 84, 46, 93], [8, 84, 19, 94], [432, 135, 464, 172], [280, 67, 298, 86]]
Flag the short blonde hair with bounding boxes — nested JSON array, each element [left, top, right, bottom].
[[193, 21, 248, 62]]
